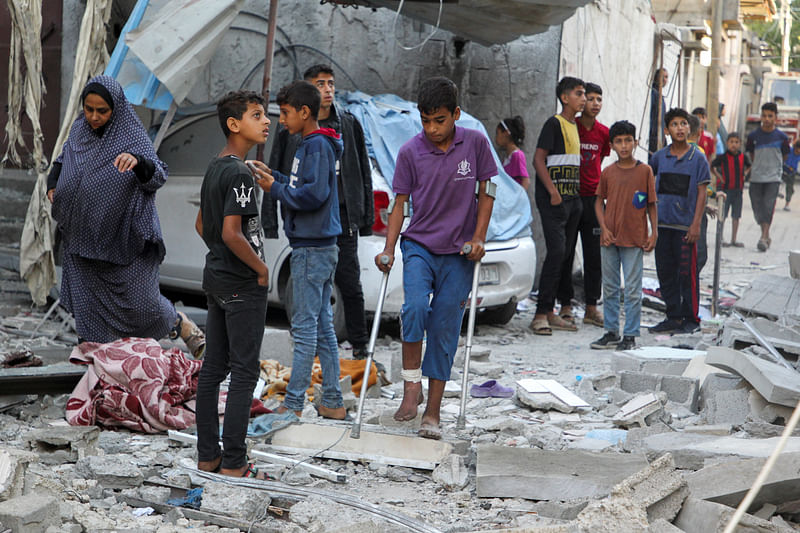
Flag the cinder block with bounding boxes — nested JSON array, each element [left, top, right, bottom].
[[698, 372, 745, 411], [674, 497, 788, 533], [618, 371, 699, 412], [612, 347, 701, 375], [611, 453, 688, 523]]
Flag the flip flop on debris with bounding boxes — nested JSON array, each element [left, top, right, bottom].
[[549, 314, 578, 331], [530, 318, 552, 336], [470, 380, 514, 398], [418, 422, 442, 440]]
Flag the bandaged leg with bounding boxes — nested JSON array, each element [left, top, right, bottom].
[[400, 367, 422, 383]]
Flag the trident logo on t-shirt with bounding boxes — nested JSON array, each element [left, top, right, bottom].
[[234, 183, 253, 207], [457, 159, 471, 176]]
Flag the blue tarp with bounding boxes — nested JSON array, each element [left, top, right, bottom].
[[338, 91, 532, 241]]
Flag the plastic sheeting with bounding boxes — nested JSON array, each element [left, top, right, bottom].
[[338, 91, 532, 241], [119, 0, 244, 107], [19, 0, 113, 306]]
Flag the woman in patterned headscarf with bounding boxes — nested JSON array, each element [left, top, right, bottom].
[[46, 75, 205, 357]]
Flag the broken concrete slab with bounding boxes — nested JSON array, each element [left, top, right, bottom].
[[612, 346, 704, 375], [684, 452, 800, 511], [432, 454, 469, 491], [268, 423, 456, 470], [647, 518, 686, 532], [24, 425, 99, 464], [75, 454, 144, 489], [368, 408, 423, 429], [705, 346, 800, 407], [613, 392, 667, 428], [0, 493, 58, 533], [516, 386, 576, 413], [516, 379, 590, 411], [574, 493, 650, 533], [642, 432, 800, 470], [674, 497, 793, 533], [733, 273, 800, 321], [0, 447, 38, 501], [475, 445, 649, 500], [682, 353, 733, 387], [722, 317, 800, 356], [200, 480, 269, 520]]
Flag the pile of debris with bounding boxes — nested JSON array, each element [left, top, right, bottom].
[[1, 270, 800, 532]]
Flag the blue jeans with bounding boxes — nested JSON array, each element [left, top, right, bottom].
[[400, 239, 473, 381], [601, 245, 643, 337], [283, 245, 343, 412]]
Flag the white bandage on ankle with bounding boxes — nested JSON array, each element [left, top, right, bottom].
[[400, 368, 422, 383]]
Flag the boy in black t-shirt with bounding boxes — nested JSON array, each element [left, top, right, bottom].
[[530, 76, 586, 336], [193, 90, 271, 479]]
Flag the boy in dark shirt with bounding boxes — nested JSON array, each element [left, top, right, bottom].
[[253, 81, 348, 420], [194, 90, 271, 479], [530, 77, 586, 335], [711, 132, 751, 246], [649, 108, 710, 335]]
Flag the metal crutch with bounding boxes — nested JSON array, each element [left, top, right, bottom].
[[350, 254, 391, 439], [456, 243, 481, 430]]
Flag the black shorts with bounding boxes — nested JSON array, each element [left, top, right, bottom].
[[749, 182, 780, 225], [722, 188, 743, 219]]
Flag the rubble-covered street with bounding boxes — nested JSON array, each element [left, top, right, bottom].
[[1, 175, 800, 532]]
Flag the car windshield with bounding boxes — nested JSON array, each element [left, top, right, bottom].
[[770, 79, 800, 107]]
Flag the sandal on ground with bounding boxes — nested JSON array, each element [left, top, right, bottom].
[[722, 242, 731, 248], [732, 241, 744, 248], [529, 318, 552, 336], [583, 310, 604, 327], [220, 462, 269, 480], [418, 422, 442, 440], [559, 313, 576, 326], [757, 239, 768, 252], [549, 314, 578, 331]]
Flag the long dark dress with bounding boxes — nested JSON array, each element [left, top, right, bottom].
[[51, 75, 176, 342]]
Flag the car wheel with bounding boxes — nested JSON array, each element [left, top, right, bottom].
[[479, 300, 517, 325], [283, 275, 348, 341]]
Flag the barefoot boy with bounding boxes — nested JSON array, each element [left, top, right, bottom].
[[590, 121, 657, 351], [377, 77, 496, 439]]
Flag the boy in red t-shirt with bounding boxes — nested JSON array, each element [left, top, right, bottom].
[[573, 82, 610, 328], [591, 121, 657, 351]]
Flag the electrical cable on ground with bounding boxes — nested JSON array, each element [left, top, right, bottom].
[[184, 465, 443, 533], [276, 425, 350, 483]]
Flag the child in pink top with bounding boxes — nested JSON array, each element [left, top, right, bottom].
[[496, 116, 530, 189]]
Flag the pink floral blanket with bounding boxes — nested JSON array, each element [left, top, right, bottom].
[[66, 338, 202, 433]]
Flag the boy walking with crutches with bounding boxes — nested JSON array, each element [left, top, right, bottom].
[[376, 77, 496, 440]]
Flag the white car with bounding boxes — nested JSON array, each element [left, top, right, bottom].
[[155, 106, 536, 339]]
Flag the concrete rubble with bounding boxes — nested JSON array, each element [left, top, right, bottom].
[[3, 240, 800, 531]]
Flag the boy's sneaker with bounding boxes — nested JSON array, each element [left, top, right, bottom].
[[649, 319, 682, 333], [678, 320, 700, 334], [616, 336, 636, 350], [590, 332, 621, 350]]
